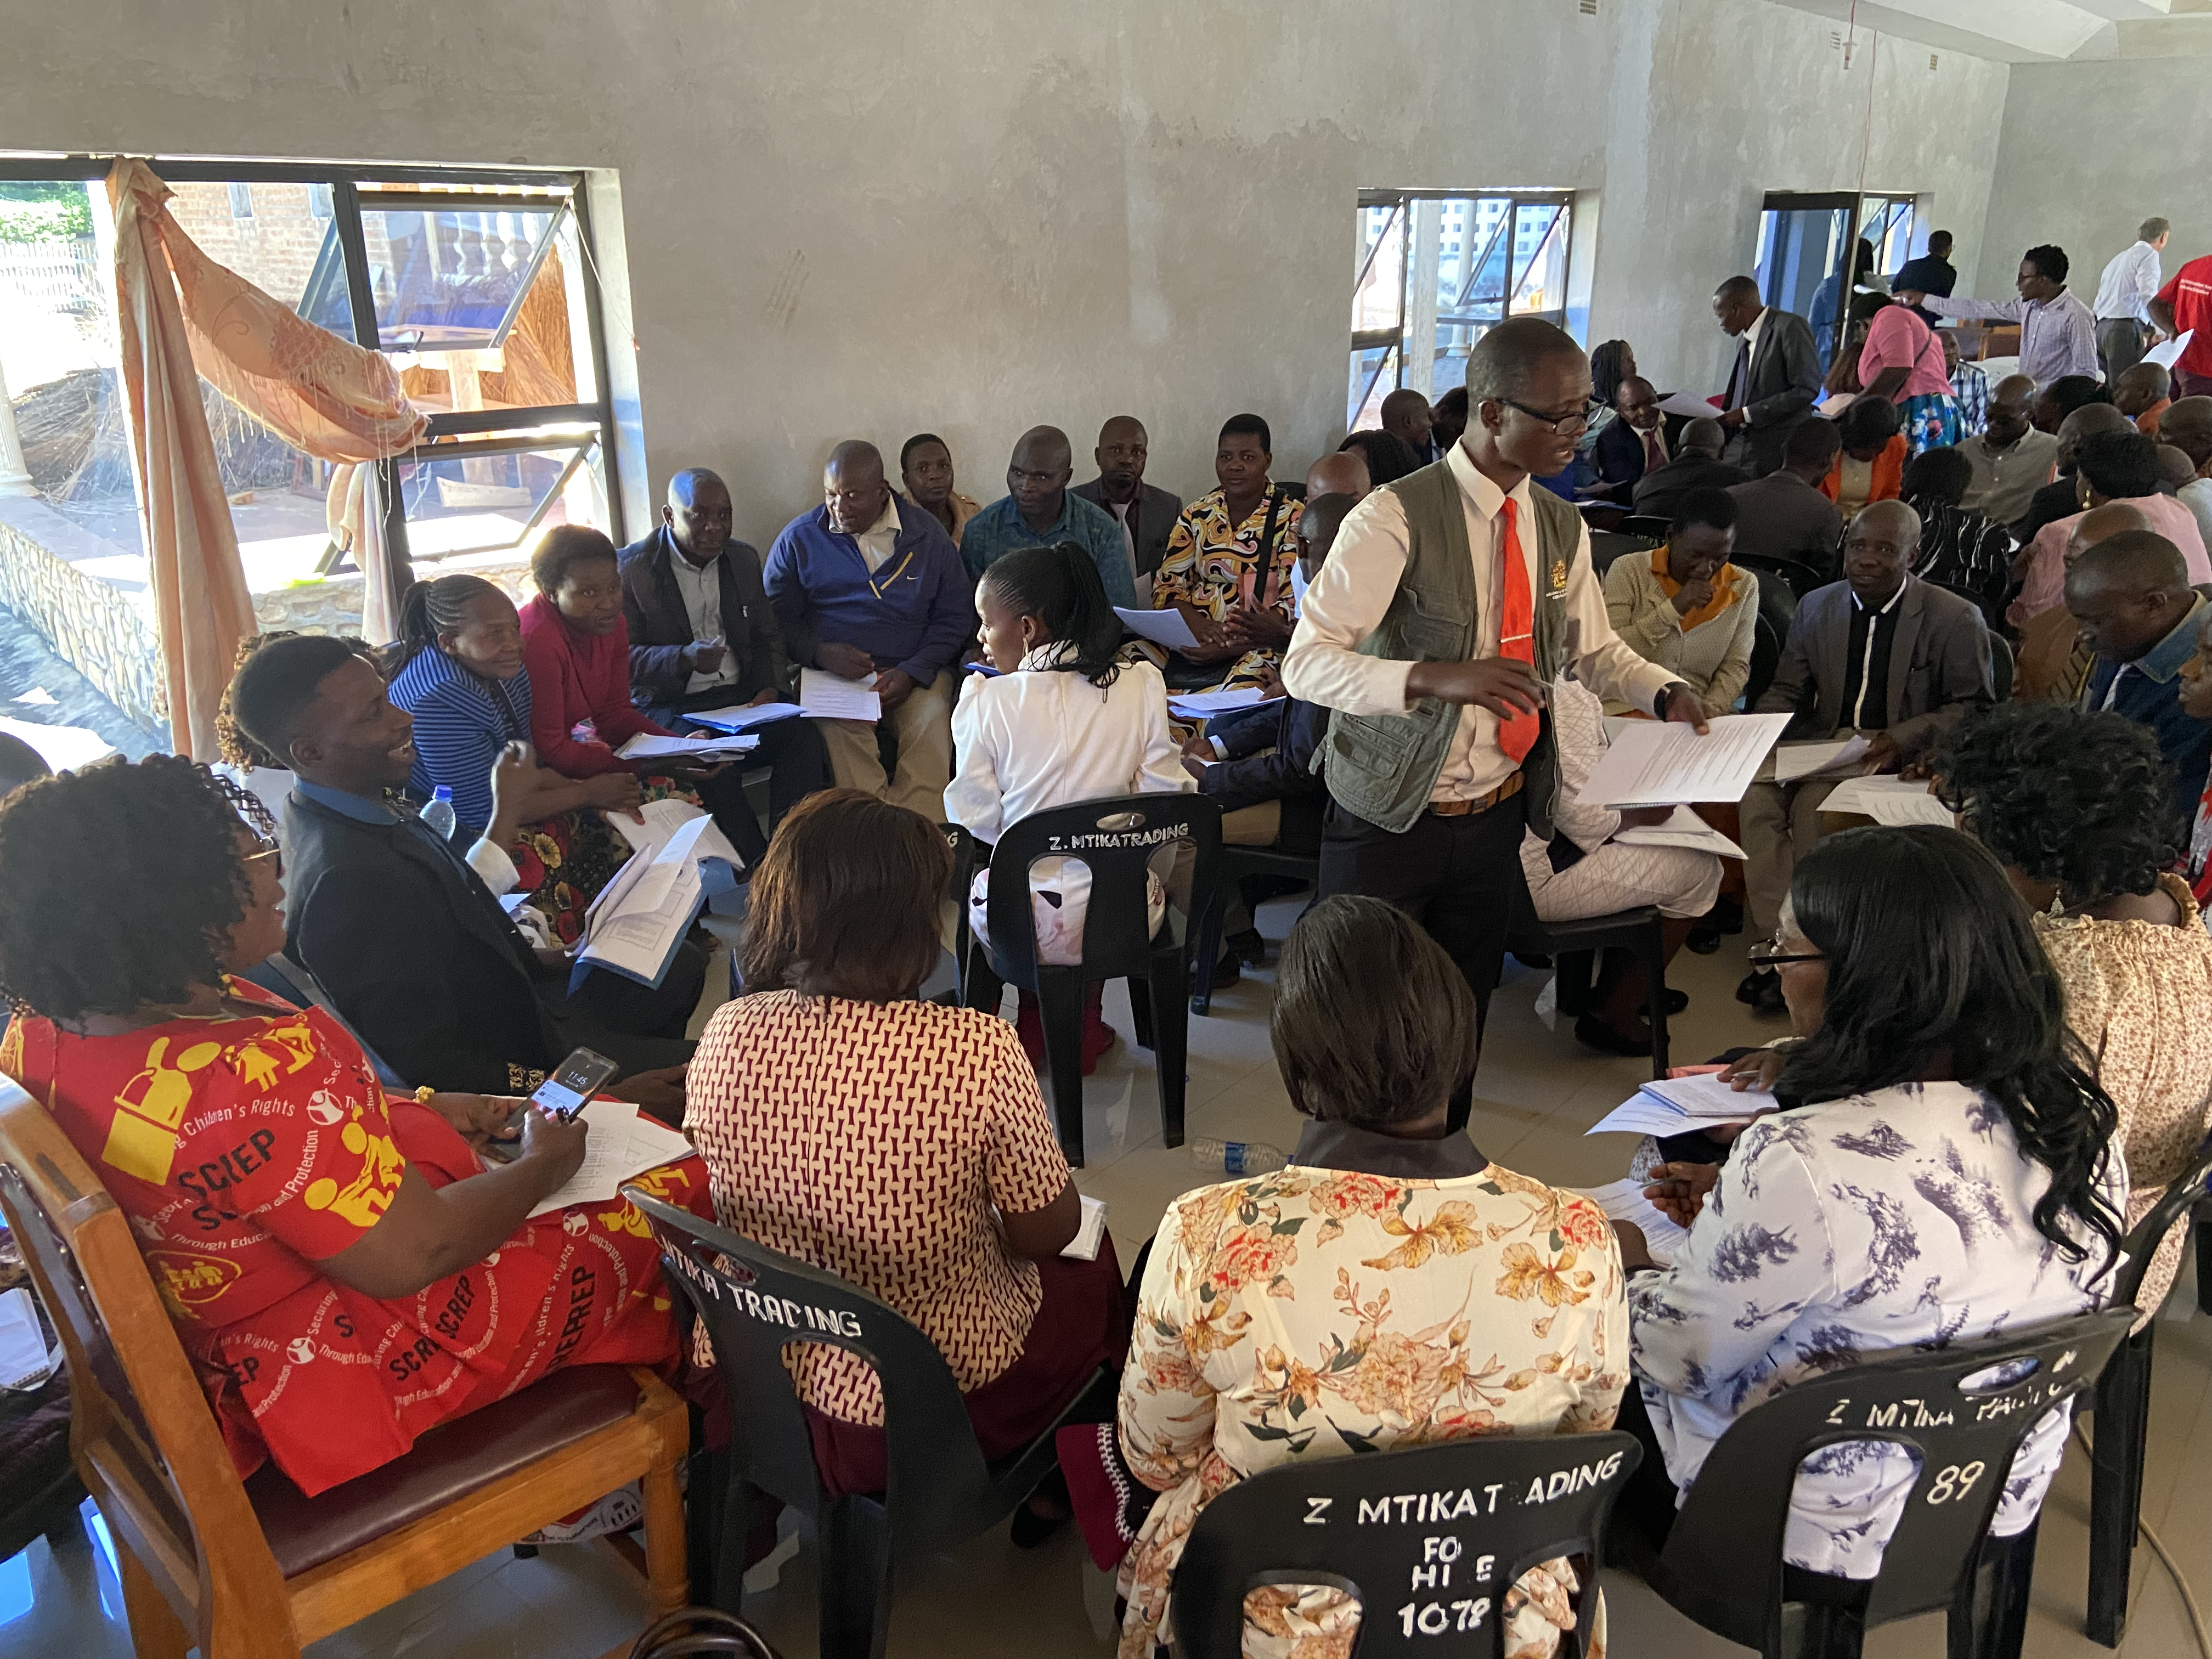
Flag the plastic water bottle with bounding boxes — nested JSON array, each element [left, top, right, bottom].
[[1189, 1138, 1289, 1177], [420, 785, 456, 843]]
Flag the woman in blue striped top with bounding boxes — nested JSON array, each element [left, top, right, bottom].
[[387, 577, 645, 941]]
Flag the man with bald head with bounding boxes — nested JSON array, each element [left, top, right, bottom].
[[764, 440, 975, 815], [1629, 416, 1747, 518], [1712, 273, 1822, 475], [1304, 448, 1370, 503], [619, 467, 828, 856], [1736, 498, 1993, 1012], [1957, 373, 2057, 527], [2018, 400, 2132, 544], [1380, 388, 1435, 464], [2013, 501, 2149, 704], [2160, 396, 2212, 551], [2068, 530, 2212, 818], [1074, 415, 1182, 605], [960, 425, 1135, 604], [2116, 362, 2172, 437]]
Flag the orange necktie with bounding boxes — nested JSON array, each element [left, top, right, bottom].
[[1497, 497, 1538, 764]]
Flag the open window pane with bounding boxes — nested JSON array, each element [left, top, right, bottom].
[[355, 196, 564, 352], [395, 430, 607, 564]]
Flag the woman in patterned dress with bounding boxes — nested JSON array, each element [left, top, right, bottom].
[[1933, 701, 2212, 1321], [0, 756, 708, 1496], [1115, 896, 1626, 1659], [1618, 826, 2126, 1579], [1151, 414, 1304, 693]]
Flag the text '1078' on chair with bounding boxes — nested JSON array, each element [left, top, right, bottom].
[[0, 1078, 691, 1659], [1626, 1307, 2136, 1659], [628, 1188, 1114, 1659], [962, 792, 1221, 1167], [1170, 1430, 1640, 1658]]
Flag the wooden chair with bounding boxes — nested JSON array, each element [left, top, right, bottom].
[[0, 1077, 689, 1659]]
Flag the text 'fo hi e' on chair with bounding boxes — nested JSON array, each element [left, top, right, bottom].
[[961, 792, 1222, 1167], [1169, 1430, 1640, 1658], [0, 1077, 690, 1659], [628, 1189, 1115, 1659], [1618, 1306, 2136, 1659]]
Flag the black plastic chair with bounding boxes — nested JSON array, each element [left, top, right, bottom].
[[1620, 513, 1673, 541], [1588, 528, 1660, 577], [627, 1190, 1114, 1659], [1987, 631, 2014, 703], [938, 822, 978, 1005], [962, 793, 1221, 1167], [2083, 1134, 2212, 1645], [1624, 1307, 2136, 1659], [1189, 845, 1319, 1015], [1735, 551, 1829, 601], [1506, 903, 1671, 1076], [1171, 1431, 1640, 1659], [1743, 610, 1784, 712]]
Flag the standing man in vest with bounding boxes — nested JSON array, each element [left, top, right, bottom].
[[1284, 317, 1711, 1051]]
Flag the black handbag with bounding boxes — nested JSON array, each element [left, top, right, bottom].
[[625, 1607, 786, 1659]]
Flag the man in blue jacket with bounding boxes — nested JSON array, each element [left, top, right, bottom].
[[764, 440, 977, 816]]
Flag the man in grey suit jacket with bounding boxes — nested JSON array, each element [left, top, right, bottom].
[[1736, 499, 1992, 1011], [1714, 275, 1824, 478], [1073, 414, 1182, 602]]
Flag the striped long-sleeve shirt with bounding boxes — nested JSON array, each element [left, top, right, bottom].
[[389, 645, 532, 833]]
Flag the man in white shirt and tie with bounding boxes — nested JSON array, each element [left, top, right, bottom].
[[1285, 318, 1711, 1108], [2092, 218, 2170, 383]]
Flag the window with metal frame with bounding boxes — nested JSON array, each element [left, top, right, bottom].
[[1348, 190, 1573, 431], [1753, 189, 1916, 369]]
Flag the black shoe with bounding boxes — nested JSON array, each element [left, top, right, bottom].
[[1685, 927, 1722, 955], [1515, 952, 1553, 970], [1224, 928, 1266, 967], [1575, 1013, 1654, 1056], [1707, 896, 1746, 936], [1662, 988, 1689, 1015], [1735, 969, 1786, 1017], [1207, 951, 1242, 986], [1009, 1502, 1067, 1550]]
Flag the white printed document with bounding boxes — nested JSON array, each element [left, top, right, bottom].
[[1585, 1071, 1775, 1137], [1575, 712, 1792, 807], [1821, 774, 1956, 827], [798, 669, 883, 723], [529, 1102, 696, 1218], [574, 805, 746, 989], [1572, 1179, 1690, 1267], [2147, 330, 2194, 371], [1167, 686, 1276, 720], [1656, 391, 1724, 420], [684, 701, 808, 733], [1771, 734, 1871, 783], [616, 731, 761, 761], [1062, 1196, 1109, 1262], [1611, 806, 1744, 860], [1114, 606, 1201, 651]]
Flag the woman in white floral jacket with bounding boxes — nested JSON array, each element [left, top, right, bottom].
[[1116, 896, 1627, 1659]]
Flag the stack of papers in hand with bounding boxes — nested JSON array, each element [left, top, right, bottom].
[[529, 1100, 696, 1218], [1771, 734, 1871, 783], [1114, 606, 1200, 651], [573, 803, 745, 991], [1063, 1195, 1109, 1261], [1166, 686, 1277, 720], [685, 701, 808, 733], [1821, 774, 1955, 827], [616, 731, 761, 761], [797, 668, 882, 723], [1572, 1179, 1690, 1267], [1576, 712, 1792, 808], [1585, 1071, 1774, 1137]]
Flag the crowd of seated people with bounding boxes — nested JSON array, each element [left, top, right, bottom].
[[24, 250, 2212, 1659]]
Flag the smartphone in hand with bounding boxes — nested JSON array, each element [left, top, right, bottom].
[[530, 1047, 621, 1121]]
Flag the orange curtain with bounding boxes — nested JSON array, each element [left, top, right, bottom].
[[106, 159, 256, 759]]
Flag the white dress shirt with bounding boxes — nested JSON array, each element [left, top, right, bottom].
[[2093, 240, 2164, 323], [1283, 442, 1677, 804], [854, 496, 901, 573], [667, 548, 740, 694]]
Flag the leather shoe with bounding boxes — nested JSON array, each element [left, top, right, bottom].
[[1735, 969, 1786, 1017], [1575, 1013, 1654, 1056], [1662, 988, 1689, 1015]]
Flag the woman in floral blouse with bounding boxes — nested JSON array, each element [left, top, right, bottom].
[[1116, 896, 1626, 1659], [1619, 826, 2126, 1581]]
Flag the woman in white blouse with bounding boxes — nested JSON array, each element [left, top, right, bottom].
[[945, 542, 1189, 1064], [1616, 825, 2127, 1581]]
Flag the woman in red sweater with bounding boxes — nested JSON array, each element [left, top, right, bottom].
[[518, 526, 673, 776]]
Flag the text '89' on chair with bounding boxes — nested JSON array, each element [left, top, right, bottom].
[[1170, 1430, 1639, 1658], [961, 792, 1221, 1167], [0, 1078, 690, 1659], [629, 1189, 1114, 1659]]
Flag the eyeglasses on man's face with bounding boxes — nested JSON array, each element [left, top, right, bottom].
[[244, 837, 283, 880], [1747, 928, 1824, 969], [1497, 397, 1600, 437]]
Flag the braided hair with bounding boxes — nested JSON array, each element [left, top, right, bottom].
[[386, 574, 500, 676], [978, 543, 1127, 688]]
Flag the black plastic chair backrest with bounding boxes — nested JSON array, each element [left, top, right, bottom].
[[1657, 1307, 2134, 1652], [1987, 630, 2014, 702], [1171, 1431, 1640, 1659], [2117, 1134, 2212, 1309], [983, 792, 1222, 980], [626, 1189, 995, 1550], [1620, 514, 1673, 541], [1743, 610, 1782, 711], [1735, 551, 1827, 601], [939, 821, 978, 983]]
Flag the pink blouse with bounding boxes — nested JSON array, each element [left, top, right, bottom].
[[1858, 305, 1953, 402]]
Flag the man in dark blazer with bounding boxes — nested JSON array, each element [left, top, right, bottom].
[[1587, 376, 1672, 505], [619, 467, 827, 862], [228, 635, 699, 1109], [1628, 418, 1747, 520], [1073, 415, 1182, 603], [1713, 274, 1824, 477], [1736, 499, 1991, 1011]]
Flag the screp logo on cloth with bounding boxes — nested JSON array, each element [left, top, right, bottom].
[[102, 1036, 222, 1184]]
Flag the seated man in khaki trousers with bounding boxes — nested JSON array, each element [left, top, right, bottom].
[[1737, 499, 1991, 1014], [764, 440, 977, 817]]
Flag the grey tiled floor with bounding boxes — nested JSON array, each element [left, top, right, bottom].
[[11, 895, 2212, 1657]]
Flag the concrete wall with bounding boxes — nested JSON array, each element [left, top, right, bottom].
[[1982, 58, 2212, 311], [2, 0, 2011, 549]]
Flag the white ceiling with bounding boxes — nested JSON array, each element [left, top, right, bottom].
[[1763, 0, 2212, 61]]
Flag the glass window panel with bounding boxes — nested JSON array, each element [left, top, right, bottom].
[[1509, 204, 1568, 317], [1347, 345, 1397, 432], [165, 180, 347, 325], [356, 200, 564, 353], [1351, 205, 1404, 338], [395, 432, 607, 564]]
